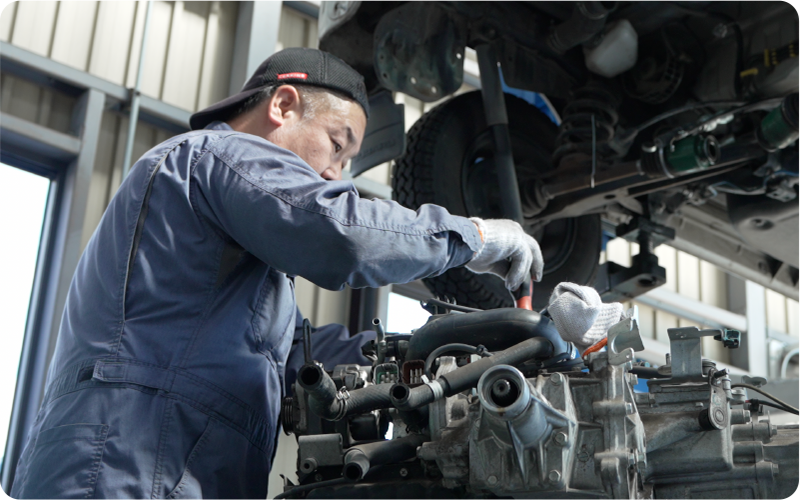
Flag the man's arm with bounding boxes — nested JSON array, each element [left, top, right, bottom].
[[194, 133, 482, 290]]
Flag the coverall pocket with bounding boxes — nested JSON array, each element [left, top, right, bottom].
[[20, 423, 109, 499], [163, 416, 270, 499], [165, 419, 213, 499]]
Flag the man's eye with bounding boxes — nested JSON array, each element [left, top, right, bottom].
[[333, 141, 342, 153]]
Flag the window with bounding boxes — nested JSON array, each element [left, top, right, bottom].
[[385, 292, 430, 333], [0, 164, 50, 469]]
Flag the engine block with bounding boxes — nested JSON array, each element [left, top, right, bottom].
[[281, 311, 798, 499]]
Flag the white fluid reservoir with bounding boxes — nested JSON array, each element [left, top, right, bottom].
[[584, 19, 638, 78]]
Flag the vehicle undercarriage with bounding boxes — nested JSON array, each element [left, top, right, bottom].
[[320, 1, 799, 310]]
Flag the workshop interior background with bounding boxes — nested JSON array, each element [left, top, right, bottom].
[[0, 2, 796, 499]]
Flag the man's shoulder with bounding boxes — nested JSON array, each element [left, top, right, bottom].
[[196, 130, 310, 172]]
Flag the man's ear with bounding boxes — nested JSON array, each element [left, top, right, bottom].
[[267, 85, 302, 127]]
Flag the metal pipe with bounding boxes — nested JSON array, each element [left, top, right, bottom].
[[780, 348, 799, 379], [476, 44, 524, 224], [539, 160, 643, 198], [121, 0, 154, 180], [373, 318, 386, 364]]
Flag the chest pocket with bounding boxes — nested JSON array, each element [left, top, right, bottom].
[[251, 267, 296, 363]]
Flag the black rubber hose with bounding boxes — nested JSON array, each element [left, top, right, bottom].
[[424, 343, 491, 380], [397, 406, 429, 433], [392, 337, 554, 411], [298, 364, 394, 421], [548, 1, 614, 54], [404, 308, 569, 362], [342, 434, 427, 481]]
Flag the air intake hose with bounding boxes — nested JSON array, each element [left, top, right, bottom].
[[404, 308, 571, 362]]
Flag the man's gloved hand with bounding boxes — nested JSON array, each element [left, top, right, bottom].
[[466, 218, 544, 291], [547, 282, 626, 350]]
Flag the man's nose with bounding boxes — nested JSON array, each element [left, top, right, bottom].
[[321, 165, 342, 181]]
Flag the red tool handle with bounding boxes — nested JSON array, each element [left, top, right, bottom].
[[513, 280, 532, 310]]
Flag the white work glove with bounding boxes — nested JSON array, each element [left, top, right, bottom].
[[547, 282, 626, 350], [466, 218, 544, 291]]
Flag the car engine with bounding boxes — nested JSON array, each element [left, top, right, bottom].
[[279, 302, 798, 498]]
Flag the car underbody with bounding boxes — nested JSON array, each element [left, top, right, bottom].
[[321, 1, 799, 310]]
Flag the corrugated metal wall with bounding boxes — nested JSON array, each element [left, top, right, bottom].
[[1, 2, 352, 328], [0, 1, 239, 112], [1, 0, 241, 250]]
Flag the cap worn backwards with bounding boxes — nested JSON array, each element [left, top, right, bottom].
[[189, 47, 369, 130]]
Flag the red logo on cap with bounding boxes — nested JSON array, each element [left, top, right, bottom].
[[277, 72, 308, 80]]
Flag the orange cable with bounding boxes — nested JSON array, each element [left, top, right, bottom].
[[582, 337, 608, 358]]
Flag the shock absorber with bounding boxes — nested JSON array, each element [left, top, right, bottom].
[[552, 83, 620, 168]]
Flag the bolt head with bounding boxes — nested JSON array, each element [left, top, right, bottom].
[[399, 468, 408, 477], [550, 373, 564, 386], [625, 402, 634, 414], [487, 475, 498, 485], [314, 473, 323, 482], [714, 408, 725, 423], [548, 470, 561, 483], [554, 431, 568, 446]]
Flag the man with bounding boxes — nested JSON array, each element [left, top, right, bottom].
[[11, 48, 542, 499]]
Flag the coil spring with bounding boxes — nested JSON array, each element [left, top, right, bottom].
[[552, 84, 620, 167]]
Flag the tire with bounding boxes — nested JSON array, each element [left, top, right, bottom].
[[392, 91, 601, 310]]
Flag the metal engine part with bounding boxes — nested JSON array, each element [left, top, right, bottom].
[[283, 311, 798, 499]]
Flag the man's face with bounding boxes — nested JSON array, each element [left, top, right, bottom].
[[283, 100, 367, 181]]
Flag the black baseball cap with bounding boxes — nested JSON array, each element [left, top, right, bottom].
[[190, 47, 369, 130]]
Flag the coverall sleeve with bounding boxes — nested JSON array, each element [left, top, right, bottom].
[[192, 133, 483, 290]]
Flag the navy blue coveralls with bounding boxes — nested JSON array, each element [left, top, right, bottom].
[[10, 122, 481, 498]]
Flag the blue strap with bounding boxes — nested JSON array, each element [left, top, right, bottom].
[[42, 357, 272, 453], [91, 358, 272, 452]]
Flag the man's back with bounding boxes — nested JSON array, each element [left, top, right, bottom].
[[12, 120, 482, 498], [13, 126, 298, 498]]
